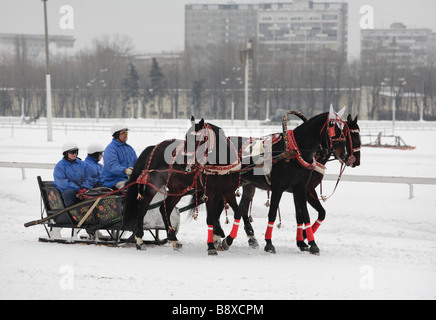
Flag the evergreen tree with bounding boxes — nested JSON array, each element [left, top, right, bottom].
[[149, 58, 166, 118], [121, 62, 139, 117], [192, 79, 204, 118]]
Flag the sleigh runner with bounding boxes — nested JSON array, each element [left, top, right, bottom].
[[26, 176, 181, 246]]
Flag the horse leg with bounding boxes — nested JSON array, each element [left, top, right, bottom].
[[264, 187, 284, 254], [295, 206, 309, 252], [159, 195, 183, 251], [240, 184, 259, 249], [205, 195, 218, 256], [306, 187, 326, 236], [213, 196, 226, 248], [221, 193, 241, 251], [133, 190, 156, 251], [294, 187, 319, 255]]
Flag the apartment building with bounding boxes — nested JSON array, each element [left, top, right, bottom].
[[185, 1, 348, 63], [0, 33, 75, 61], [361, 23, 435, 65]]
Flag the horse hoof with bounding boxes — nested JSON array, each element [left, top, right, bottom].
[[248, 237, 259, 249], [264, 243, 276, 254], [171, 241, 183, 251], [135, 243, 146, 251], [222, 237, 233, 251], [297, 241, 309, 252], [309, 243, 320, 255], [213, 234, 222, 248], [207, 243, 218, 255], [208, 249, 218, 256]]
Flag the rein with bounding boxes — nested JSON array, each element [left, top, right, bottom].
[[83, 112, 356, 222], [132, 123, 241, 220], [281, 110, 355, 202], [309, 162, 346, 202], [135, 140, 200, 198]]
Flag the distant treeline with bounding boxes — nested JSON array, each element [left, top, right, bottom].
[[1, 34, 436, 120]]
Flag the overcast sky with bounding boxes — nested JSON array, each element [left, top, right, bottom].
[[1, 0, 436, 59]]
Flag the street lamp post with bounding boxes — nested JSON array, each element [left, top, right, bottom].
[[87, 68, 108, 122], [42, 0, 53, 141], [221, 67, 242, 125], [381, 77, 406, 136], [241, 39, 253, 127]]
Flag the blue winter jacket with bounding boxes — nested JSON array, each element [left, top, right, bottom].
[[101, 138, 137, 188], [84, 155, 104, 188], [53, 158, 93, 192]]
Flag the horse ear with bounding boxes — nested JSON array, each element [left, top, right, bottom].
[[199, 118, 205, 128], [347, 114, 352, 122], [354, 115, 358, 122], [190, 115, 195, 125], [328, 105, 335, 120], [337, 106, 346, 118]]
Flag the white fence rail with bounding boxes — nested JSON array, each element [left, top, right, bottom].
[[0, 161, 55, 180], [1, 162, 435, 199], [324, 174, 436, 199], [1, 117, 436, 135]]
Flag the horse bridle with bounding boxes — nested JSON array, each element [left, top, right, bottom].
[[345, 127, 361, 166], [320, 118, 350, 164], [184, 123, 215, 166], [184, 122, 241, 175]]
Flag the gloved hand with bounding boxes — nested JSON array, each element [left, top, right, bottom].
[[77, 188, 87, 200], [125, 167, 133, 178]]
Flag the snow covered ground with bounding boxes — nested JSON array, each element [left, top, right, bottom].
[[0, 118, 435, 300]]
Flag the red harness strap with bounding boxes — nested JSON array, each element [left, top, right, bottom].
[[286, 129, 317, 170]]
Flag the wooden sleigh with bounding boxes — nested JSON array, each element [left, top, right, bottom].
[[26, 176, 181, 247]]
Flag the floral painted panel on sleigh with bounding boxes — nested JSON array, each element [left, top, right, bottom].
[[69, 196, 123, 226]]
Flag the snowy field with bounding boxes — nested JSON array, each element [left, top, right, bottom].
[[0, 117, 435, 300]]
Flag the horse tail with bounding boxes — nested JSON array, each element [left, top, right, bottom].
[[185, 188, 199, 216], [123, 145, 156, 231]]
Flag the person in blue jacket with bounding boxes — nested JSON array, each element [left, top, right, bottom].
[[53, 142, 93, 207], [101, 123, 137, 189], [84, 143, 105, 188]]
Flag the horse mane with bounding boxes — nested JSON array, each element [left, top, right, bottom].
[[192, 119, 236, 166], [202, 121, 225, 139], [294, 112, 328, 134]]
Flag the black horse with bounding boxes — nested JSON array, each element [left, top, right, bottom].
[[215, 111, 351, 255], [123, 139, 196, 251], [123, 117, 241, 255], [185, 117, 242, 255], [304, 114, 360, 242], [214, 114, 361, 252]]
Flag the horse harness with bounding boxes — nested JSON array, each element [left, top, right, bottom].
[[184, 123, 242, 175], [281, 110, 352, 175], [132, 112, 356, 220]]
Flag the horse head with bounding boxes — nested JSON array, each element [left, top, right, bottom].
[[185, 116, 238, 168], [185, 116, 225, 166], [184, 116, 208, 165], [323, 106, 349, 164], [345, 114, 361, 167]]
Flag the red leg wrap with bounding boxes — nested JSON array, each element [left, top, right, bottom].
[[265, 223, 274, 240], [311, 219, 323, 234], [207, 225, 214, 243], [305, 223, 314, 242], [230, 219, 240, 239], [296, 224, 304, 241]]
